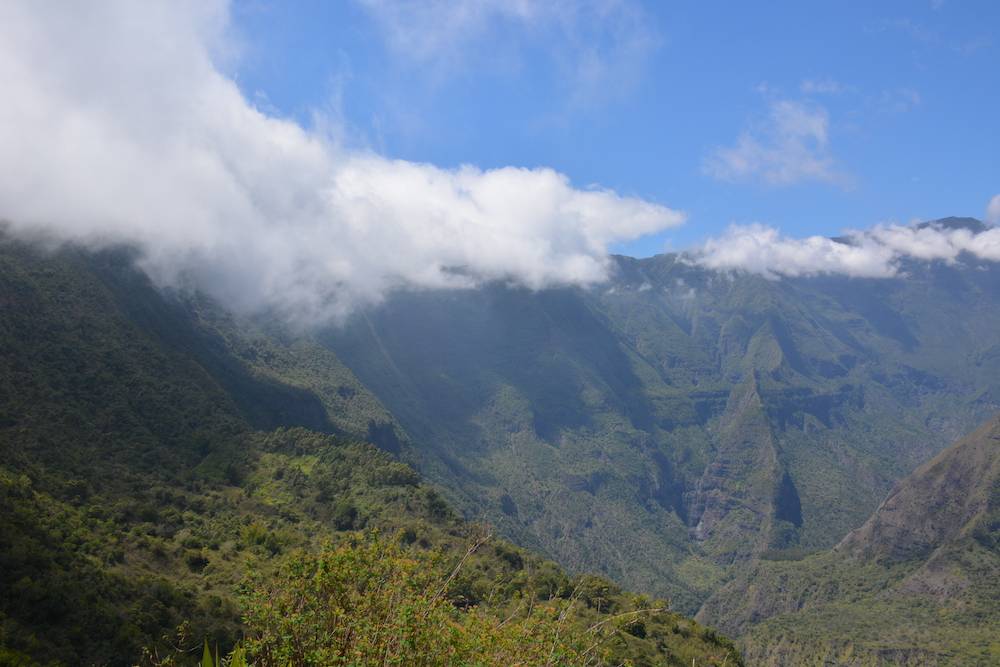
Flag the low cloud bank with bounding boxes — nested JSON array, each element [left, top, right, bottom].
[[693, 220, 1000, 279], [0, 1, 682, 322]]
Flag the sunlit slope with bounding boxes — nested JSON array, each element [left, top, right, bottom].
[[698, 413, 1000, 665]]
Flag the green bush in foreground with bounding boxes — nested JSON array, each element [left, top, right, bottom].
[[239, 534, 615, 666]]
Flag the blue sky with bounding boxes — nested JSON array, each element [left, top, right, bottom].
[[229, 0, 1000, 257], [4, 2, 999, 321]]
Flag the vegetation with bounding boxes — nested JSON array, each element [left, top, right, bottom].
[[729, 551, 1000, 666], [321, 229, 1000, 611], [698, 414, 1000, 665], [0, 240, 739, 665], [4, 221, 999, 664], [236, 533, 719, 666]]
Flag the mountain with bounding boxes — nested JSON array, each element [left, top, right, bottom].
[[0, 238, 739, 666], [319, 219, 1000, 611], [837, 412, 1000, 563], [697, 412, 1000, 665], [4, 216, 999, 663], [917, 216, 990, 233]]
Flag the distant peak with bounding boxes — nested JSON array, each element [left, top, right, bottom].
[[918, 216, 989, 234]]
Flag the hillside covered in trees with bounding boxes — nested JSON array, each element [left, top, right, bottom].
[[0, 238, 739, 665], [697, 413, 1000, 666]]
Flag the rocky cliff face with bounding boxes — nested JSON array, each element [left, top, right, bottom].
[[697, 413, 1000, 665], [689, 375, 796, 563], [837, 413, 1000, 563]]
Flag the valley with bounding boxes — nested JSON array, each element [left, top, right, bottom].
[[3, 219, 998, 664], [322, 218, 1000, 617]]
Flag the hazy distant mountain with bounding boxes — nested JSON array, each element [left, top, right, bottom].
[[321, 218, 1000, 612], [698, 412, 1000, 665], [917, 216, 990, 233]]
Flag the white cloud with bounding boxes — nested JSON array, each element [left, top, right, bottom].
[[692, 221, 1000, 278], [988, 195, 1000, 224], [694, 225, 896, 278], [703, 100, 846, 187], [356, 0, 537, 64], [355, 0, 659, 104], [0, 1, 683, 323]]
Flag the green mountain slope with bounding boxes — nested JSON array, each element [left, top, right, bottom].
[[0, 239, 738, 666], [5, 217, 999, 662], [697, 413, 1000, 665], [320, 218, 1000, 611]]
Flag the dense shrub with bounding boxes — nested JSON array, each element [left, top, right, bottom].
[[239, 535, 593, 666]]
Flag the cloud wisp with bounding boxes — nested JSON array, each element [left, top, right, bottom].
[[0, 1, 682, 323], [988, 195, 1000, 224], [356, 0, 659, 105], [692, 221, 1000, 279], [800, 78, 850, 96], [703, 100, 847, 187]]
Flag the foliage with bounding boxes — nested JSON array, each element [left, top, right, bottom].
[[0, 240, 738, 666], [698, 415, 1000, 666], [239, 535, 590, 666], [320, 249, 1000, 612], [235, 531, 740, 666]]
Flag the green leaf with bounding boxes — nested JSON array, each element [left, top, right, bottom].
[[228, 644, 248, 667], [201, 638, 212, 667]]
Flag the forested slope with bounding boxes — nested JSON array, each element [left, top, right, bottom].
[[697, 413, 1000, 665], [322, 218, 1000, 611], [0, 239, 738, 666]]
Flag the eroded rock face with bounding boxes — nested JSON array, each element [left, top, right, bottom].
[[837, 414, 1000, 563], [697, 412, 1000, 665], [688, 376, 786, 562]]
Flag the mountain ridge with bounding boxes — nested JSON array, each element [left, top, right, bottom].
[[697, 411, 1000, 665], [836, 412, 1000, 563], [4, 216, 1000, 662], [321, 218, 1000, 611]]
